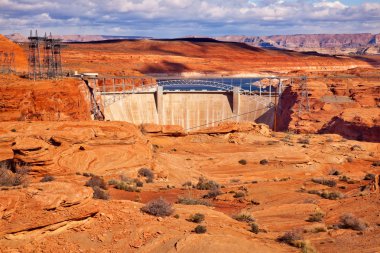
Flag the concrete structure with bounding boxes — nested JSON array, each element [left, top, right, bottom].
[[101, 89, 275, 130]]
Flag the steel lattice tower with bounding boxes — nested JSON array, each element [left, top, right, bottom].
[[28, 30, 63, 80], [298, 76, 310, 115]]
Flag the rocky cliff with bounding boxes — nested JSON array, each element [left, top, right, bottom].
[[215, 33, 380, 55]]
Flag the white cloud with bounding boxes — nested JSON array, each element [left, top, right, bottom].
[[0, 0, 379, 36]]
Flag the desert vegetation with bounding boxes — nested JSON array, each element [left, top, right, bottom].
[[141, 198, 173, 217]]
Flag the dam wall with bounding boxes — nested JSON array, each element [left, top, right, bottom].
[[102, 88, 275, 130]]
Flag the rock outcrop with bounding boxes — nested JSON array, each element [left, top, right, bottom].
[[216, 33, 380, 55]]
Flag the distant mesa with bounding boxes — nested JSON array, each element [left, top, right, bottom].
[[5, 32, 380, 55], [214, 33, 380, 55]]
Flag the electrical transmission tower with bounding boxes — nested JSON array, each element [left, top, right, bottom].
[[28, 30, 43, 80], [28, 30, 63, 80], [298, 76, 310, 115]]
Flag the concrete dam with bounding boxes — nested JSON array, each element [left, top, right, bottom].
[[87, 78, 281, 130]]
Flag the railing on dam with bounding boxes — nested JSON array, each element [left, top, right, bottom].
[[85, 76, 287, 105]]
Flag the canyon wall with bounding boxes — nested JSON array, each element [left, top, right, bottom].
[[215, 33, 380, 55]]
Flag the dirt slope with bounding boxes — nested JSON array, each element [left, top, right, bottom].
[[61, 39, 378, 76]]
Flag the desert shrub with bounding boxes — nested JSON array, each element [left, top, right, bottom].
[[203, 187, 222, 198], [195, 176, 219, 190], [364, 173, 375, 181], [339, 213, 367, 231], [233, 191, 245, 198], [372, 161, 380, 167], [233, 213, 255, 223], [174, 214, 180, 219], [83, 172, 94, 177], [85, 176, 108, 190], [250, 199, 261, 205], [347, 157, 354, 163], [307, 190, 344, 200], [135, 180, 144, 187], [278, 231, 316, 252], [138, 168, 154, 182], [238, 159, 247, 165], [92, 186, 110, 200], [182, 181, 192, 187], [108, 179, 118, 185], [194, 225, 207, 234], [230, 178, 240, 183], [277, 230, 303, 245], [300, 241, 317, 253], [329, 169, 341, 176], [311, 178, 337, 187], [115, 182, 140, 192], [188, 213, 205, 223], [141, 198, 173, 217], [298, 138, 310, 144], [120, 175, 133, 183], [259, 159, 268, 165], [40, 175, 55, 182], [312, 226, 327, 233], [307, 211, 325, 222], [250, 222, 259, 234], [320, 190, 344, 200], [10, 129, 16, 132], [0, 167, 28, 187], [177, 197, 211, 206], [339, 175, 350, 182]]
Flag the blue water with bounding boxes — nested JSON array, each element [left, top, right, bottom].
[[157, 78, 273, 92]]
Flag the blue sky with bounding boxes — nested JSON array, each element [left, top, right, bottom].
[[0, 0, 379, 37]]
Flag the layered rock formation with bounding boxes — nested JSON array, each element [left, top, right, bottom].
[[277, 69, 380, 142], [0, 75, 91, 121], [215, 33, 380, 55], [0, 121, 379, 252]]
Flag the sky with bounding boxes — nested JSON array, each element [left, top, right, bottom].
[[0, 0, 379, 37]]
